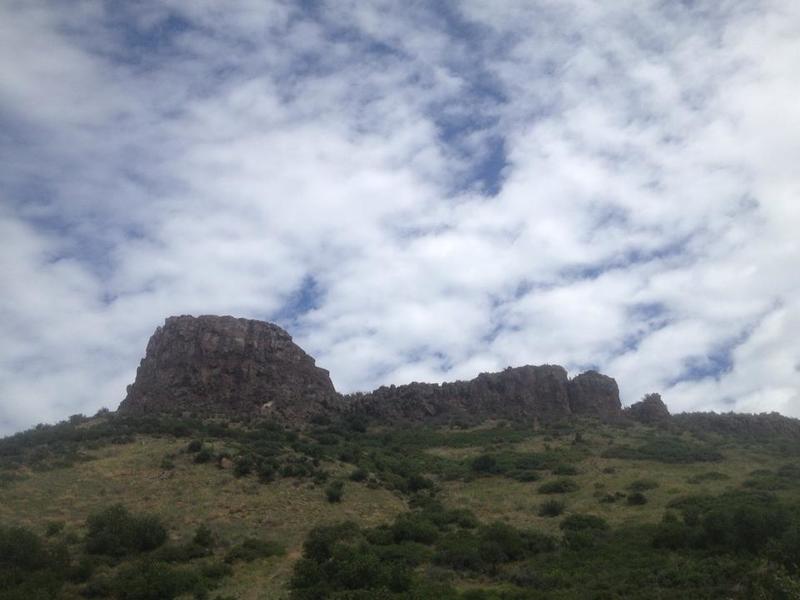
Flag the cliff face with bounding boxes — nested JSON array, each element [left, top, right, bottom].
[[119, 315, 337, 421], [347, 365, 574, 424], [625, 393, 671, 425], [567, 370, 622, 420], [347, 365, 622, 425], [119, 315, 624, 425]]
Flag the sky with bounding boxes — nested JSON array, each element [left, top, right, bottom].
[[1, 0, 799, 435]]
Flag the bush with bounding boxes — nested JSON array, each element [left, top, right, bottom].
[[553, 464, 579, 476], [560, 514, 609, 532], [434, 530, 482, 571], [233, 457, 253, 478], [0, 525, 48, 570], [479, 521, 527, 565], [560, 514, 609, 552], [112, 559, 199, 600], [603, 438, 723, 464], [325, 481, 344, 503], [186, 440, 203, 453], [627, 492, 648, 506], [471, 454, 499, 475], [538, 499, 566, 517], [687, 471, 730, 485], [349, 468, 368, 482], [224, 538, 284, 563], [193, 448, 213, 464], [85, 505, 167, 557], [627, 479, 659, 492], [303, 522, 360, 562], [45, 521, 65, 537], [192, 525, 214, 549], [538, 478, 579, 494], [391, 513, 439, 544]]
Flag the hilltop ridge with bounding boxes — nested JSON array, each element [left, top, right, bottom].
[[120, 315, 627, 425]]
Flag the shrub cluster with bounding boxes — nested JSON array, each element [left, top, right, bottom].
[[85, 505, 167, 557]]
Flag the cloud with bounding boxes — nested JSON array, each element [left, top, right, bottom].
[[1, 0, 799, 434]]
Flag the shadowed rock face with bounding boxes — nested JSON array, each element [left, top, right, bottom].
[[346, 365, 575, 424], [568, 370, 622, 419], [119, 315, 337, 421], [119, 315, 625, 425], [625, 393, 671, 425]]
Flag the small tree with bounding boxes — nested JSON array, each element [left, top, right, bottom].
[[326, 481, 344, 503]]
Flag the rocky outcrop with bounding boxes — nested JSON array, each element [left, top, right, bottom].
[[567, 370, 622, 419], [119, 315, 625, 426], [625, 393, 671, 425], [346, 365, 576, 425], [119, 315, 337, 421], [346, 366, 624, 425]]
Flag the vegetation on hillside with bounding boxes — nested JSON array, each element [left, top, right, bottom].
[[1, 409, 799, 598]]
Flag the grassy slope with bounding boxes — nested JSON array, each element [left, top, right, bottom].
[[0, 437, 405, 599], [1, 418, 797, 598], [435, 424, 782, 536]]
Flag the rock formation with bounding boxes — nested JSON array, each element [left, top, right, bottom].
[[119, 315, 625, 425], [347, 365, 623, 425], [625, 393, 671, 425], [119, 315, 337, 421], [346, 365, 574, 424], [567, 370, 622, 420]]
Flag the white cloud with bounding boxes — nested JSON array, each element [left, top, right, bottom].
[[1, 0, 799, 434]]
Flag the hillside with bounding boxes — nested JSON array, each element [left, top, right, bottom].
[[1, 316, 799, 599]]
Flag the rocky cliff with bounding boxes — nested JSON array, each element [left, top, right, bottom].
[[119, 315, 338, 421], [347, 365, 623, 425], [625, 393, 671, 425], [119, 315, 625, 425]]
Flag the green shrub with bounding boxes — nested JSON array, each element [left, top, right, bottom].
[[224, 538, 284, 563], [603, 438, 723, 464], [434, 530, 482, 571], [560, 514, 609, 552], [192, 525, 214, 549], [198, 560, 233, 580], [687, 471, 730, 485], [193, 448, 213, 464], [553, 464, 579, 476], [627, 479, 659, 492], [85, 505, 167, 557], [349, 468, 368, 482], [560, 514, 609, 532], [0, 525, 48, 570], [538, 478, 579, 494], [507, 469, 540, 482], [302, 522, 360, 562], [45, 521, 65, 537], [112, 559, 200, 600], [627, 492, 648, 506], [325, 480, 345, 503], [391, 513, 439, 544], [478, 521, 527, 565], [538, 499, 566, 517], [233, 457, 253, 478], [471, 454, 499, 474], [405, 473, 435, 493]]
